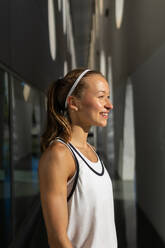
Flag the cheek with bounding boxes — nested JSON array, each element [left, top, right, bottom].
[[81, 99, 102, 112]]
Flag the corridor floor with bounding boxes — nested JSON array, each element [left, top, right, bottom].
[[113, 180, 165, 248]]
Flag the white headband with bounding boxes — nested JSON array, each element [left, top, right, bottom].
[[65, 69, 91, 108]]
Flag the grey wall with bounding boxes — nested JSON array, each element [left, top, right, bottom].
[[132, 43, 165, 242], [102, 0, 165, 240]]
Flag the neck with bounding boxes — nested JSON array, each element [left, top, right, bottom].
[[70, 125, 90, 148]]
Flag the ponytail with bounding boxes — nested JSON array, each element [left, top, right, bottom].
[[41, 79, 71, 152]]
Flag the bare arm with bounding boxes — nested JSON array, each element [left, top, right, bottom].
[[38, 143, 76, 248]]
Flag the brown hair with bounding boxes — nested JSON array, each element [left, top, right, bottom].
[[41, 68, 101, 152]]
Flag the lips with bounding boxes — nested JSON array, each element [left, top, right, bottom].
[[100, 112, 109, 119]]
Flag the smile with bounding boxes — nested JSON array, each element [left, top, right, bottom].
[[100, 112, 109, 119]]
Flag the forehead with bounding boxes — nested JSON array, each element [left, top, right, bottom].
[[84, 74, 110, 92]]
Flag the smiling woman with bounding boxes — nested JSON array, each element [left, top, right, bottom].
[[39, 68, 117, 248], [67, 73, 113, 128]]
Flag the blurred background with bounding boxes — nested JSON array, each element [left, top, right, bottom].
[[0, 0, 165, 247]]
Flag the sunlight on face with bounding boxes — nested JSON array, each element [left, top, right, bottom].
[[80, 74, 110, 102], [76, 74, 113, 128]]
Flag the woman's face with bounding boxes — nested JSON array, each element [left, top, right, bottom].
[[74, 74, 113, 128]]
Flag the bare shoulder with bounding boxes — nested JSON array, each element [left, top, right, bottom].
[[38, 141, 76, 181]]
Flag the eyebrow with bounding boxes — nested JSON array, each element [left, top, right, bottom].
[[97, 90, 110, 94]]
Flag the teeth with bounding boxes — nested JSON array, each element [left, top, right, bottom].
[[101, 113, 108, 116]]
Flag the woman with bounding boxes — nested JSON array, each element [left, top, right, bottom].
[[39, 69, 117, 248]]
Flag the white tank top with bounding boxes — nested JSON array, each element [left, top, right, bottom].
[[56, 139, 117, 248]]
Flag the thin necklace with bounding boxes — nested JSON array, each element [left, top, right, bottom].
[[69, 143, 104, 176]]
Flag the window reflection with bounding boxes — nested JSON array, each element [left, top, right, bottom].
[[11, 77, 46, 233], [0, 69, 10, 246]]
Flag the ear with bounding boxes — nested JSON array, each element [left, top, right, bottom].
[[67, 96, 79, 111]]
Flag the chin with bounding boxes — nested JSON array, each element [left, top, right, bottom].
[[96, 121, 107, 127], [101, 123, 107, 127]]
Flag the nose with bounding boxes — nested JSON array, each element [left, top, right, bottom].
[[105, 98, 113, 110]]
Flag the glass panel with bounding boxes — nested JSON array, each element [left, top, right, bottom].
[[11, 77, 46, 233], [0, 69, 11, 246]]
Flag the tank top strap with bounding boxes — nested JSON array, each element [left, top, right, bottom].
[[69, 143, 105, 176], [50, 137, 79, 202]]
